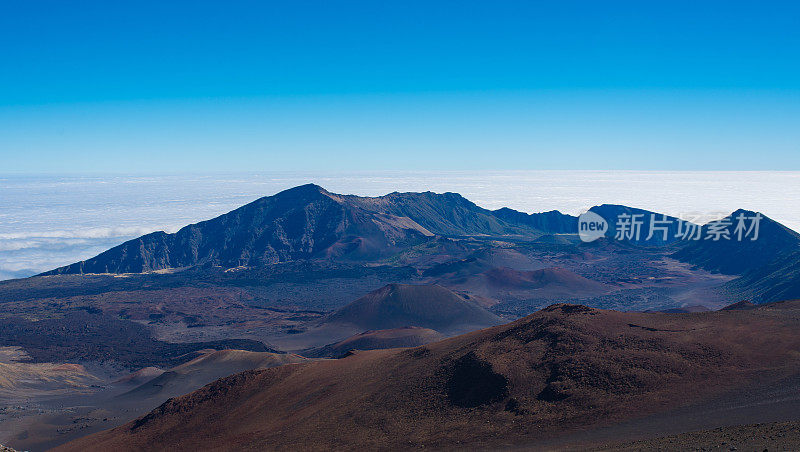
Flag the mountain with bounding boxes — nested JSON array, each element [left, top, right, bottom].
[[0, 347, 102, 398], [46, 184, 798, 279], [422, 247, 541, 279], [113, 367, 164, 386], [457, 266, 610, 298], [588, 204, 688, 245], [42, 185, 551, 276], [672, 210, 800, 275], [59, 301, 800, 451], [322, 283, 502, 333], [719, 300, 757, 311], [724, 249, 800, 303], [119, 349, 307, 403], [344, 191, 536, 237], [42, 185, 434, 274], [492, 208, 577, 234], [302, 327, 445, 358]]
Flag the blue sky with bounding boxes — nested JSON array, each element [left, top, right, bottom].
[[1, 1, 799, 172]]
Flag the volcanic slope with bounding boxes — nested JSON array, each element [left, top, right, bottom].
[[43, 185, 557, 275], [449, 266, 610, 299], [44, 184, 436, 274], [119, 349, 308, 403], [724, 248, 800, 303], [302, 327, 445, 358], [672, 209, 800, 275], [321, 283, 503, 333], [59, 301, 800, 451]]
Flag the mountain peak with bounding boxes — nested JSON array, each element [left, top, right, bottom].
[[323, 283, 501, 333], [673, 210, 800, 275], [720, 300, 757, 311], [268, 183, 333, 200]]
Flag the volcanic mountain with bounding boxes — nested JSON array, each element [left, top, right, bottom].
[[119, 349, 307, 403], [39, 184, 798, 283], [42, 185, 565, 275], [302, 327, 445, 358], [719, 300, 758, 311], [342, 190, 533, 237], [672, 209, 800, 275], [588, 204, 687, 245], [59, 301, 800, 451], [452, 266, 610, 299], [725, 248, 800, 303], [43, 184, 435, 274], [491, 207, 577, 234], [422, 247, 541, 280], [322, 283, 502, 333], [0, 347, 102, 398]]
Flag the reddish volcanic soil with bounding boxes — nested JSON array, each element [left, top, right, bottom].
[[58, 301, 800, 451]]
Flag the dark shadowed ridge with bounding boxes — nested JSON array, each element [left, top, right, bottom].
[[725, 248, 800, 303], [491, 207, 577, 234], [589, 204, 687, 245], [579, 206, 800, 304], [672, 209, 800, 275]]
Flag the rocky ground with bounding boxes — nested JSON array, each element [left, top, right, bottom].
[[596, 421, 800, 451]]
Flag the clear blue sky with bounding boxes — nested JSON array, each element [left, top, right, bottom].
[[1, 0, 799, 172]]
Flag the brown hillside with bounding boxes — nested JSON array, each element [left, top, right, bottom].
[[58, 301, 800, 451], [118, 349, 307, 403]]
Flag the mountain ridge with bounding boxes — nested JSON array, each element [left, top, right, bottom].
[[672, 209, 800, 275], [41, 185, 556, 276], [38, 186, 799, 291]]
